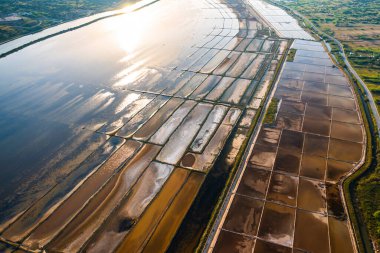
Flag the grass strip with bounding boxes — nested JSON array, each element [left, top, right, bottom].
[[286, 48, 297, 62], [263, 98, 279, 124]]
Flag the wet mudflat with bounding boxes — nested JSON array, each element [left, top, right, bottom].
[[0, 0, 286, 251], [210, 39, 364, 252]]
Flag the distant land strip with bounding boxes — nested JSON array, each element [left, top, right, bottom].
[[0, 0, 159, 59]]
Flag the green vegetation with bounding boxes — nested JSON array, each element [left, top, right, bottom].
[[286, 48, 297, 62], [356, 164, 380, 250], [0, 0, 135, 43], [263, 98, 279, 124], [273, 0, 380, 110], [341, 71, 378, 253]]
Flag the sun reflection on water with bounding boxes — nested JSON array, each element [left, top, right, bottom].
[[105, 1, 155, 54]]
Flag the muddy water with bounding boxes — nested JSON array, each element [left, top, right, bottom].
[[329, 84, 353, 97], [0, 0, 279, 251], [211, 38, 364, 252], [274, 149, 301, 175], [328, 139, 363, 163], [111, 168, 190, 252], [256, 127, 281, 146], [149, 100, 196, 145], [189, 49, 220, 72], [2, 140, 140, 243], [258, 202, 295, 247], [275, 113, 303, 131], [213, 52, 241, 75], [278, 101, 305, 115], [302, 117, 331, 136], [213, 230, 255, 253], [0, 0, 227, 237], [279, 130, 303, 152], [326, 159, 354, 182], [190, 75, 223, 100], [206, 77, 235, 101], [303, 133, 329, 158], [183, 124, 234, 172], [2, 137, 124, 242], [275, 88, 302, 102], [237, 167, 271, 199], [302, 91, 328, 105], [332, 108, 360, 124], [226, 53, 257, 77], [254, 239, 292, 253], [80, 162, 174, 253], [223, 194, 264, 236], [250, 144, 277, 169], [267, 172, 298, 206], [305, 104, 331, 120], [157, 103, 212, 164], [297, 178, 326, 214], [141, 172, 205, 252], [294, 210, 329, 253], [116, 95, 169, 138], [176, 73, 208, 97], [201, 50, 231, 74], [220, 78, 251, 104], [326, 183, 345, 218], [190, 105, 229, 153], [99, 93, 155, 135], [300, 154, 327, 180], [328, 96, 356, 110], [331, 121, 363, 143], [328, 217, 355, 253], [34, 144, 160, 251], [133, 98, 184, 140], [0, 130, 107, 227], [276, 114, 302, 131]]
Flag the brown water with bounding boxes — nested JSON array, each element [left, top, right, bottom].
[[274, 149, 301, 175], [294, 210, 329, 253], [213, 230, 255, 253], [300, 154, 327, 180], [267, 172, 298, 206], [223, 194, 264, 236], [237, 167, 271, 199], [141, 172, 205, 252], [258, 202, 295, 247], [112, 168, 190, 252], [211, 39, 364, 253]]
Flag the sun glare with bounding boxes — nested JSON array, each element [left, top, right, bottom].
[[105, 0, 155, 54]]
